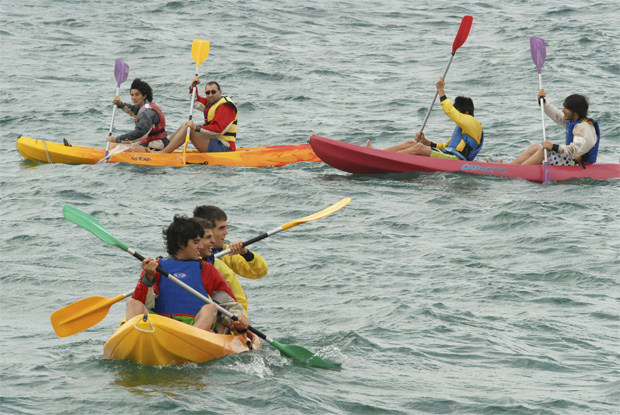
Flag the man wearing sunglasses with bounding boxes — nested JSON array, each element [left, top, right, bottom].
[[159, 76, 238, 153]]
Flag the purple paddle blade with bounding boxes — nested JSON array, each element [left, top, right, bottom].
[[530, 37, 546, 74], [114, 59, 129, 87]]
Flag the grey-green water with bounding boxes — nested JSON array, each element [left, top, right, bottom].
[[1, 1, 619, 414]]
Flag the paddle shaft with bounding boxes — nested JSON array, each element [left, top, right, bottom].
[[183, 70, 199, 166], [215, 227, 283, 257], [103, 85, 122, 159], [537, 73, 549, 161], [419, 54, 455, 133]]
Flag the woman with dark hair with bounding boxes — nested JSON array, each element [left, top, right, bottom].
[[492, 90, 600, 165], [106, 78, 169, 152]]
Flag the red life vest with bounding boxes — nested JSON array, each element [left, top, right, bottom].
[[139, 102, 167, 144]]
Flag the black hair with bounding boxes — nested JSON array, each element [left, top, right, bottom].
[[130, 78, 153, 102], [453, 96, 474, 117], [193, 205, 227, 224], [163, 215, 204, 256], [563, 94, 589, 120], [206, 81, 221, 91]]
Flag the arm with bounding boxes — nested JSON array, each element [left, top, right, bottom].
[[214, 258, 249, 314], [549, 122, 597, 159], [197, 104, 236, 136], [116, 107, 159, 142], [131, 258, 160, 302], [211, 290, 247, 328], [221, 243, 268, 279], [202, 261, 249, 330]]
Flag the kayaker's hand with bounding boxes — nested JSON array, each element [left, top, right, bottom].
[[436, 77, 446, 97], [537, 88, 546, 103], [113, 96, 123, 107], [141, 257, 158, 280], [228, 240, 248, 255], [233, 314, 250, 331], [184, 120, 196, 130], [541, 140, 553, 150], [415, 132, 429, 146], [106, 136, 117, 142]]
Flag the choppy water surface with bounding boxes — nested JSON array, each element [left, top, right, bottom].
[[1, 1, 618, 414]]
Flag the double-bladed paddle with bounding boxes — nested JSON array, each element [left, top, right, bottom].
[[419, 15, 473, 134], [530, 37, 550, 183], [52, 201, 350, 368], [102, 60, 130, 163], [183, 39, 210, 166]]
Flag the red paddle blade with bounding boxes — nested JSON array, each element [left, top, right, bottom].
[[452, 15, 473, 54], [114, 59, 129, 87], [530, 37, 546, 74]]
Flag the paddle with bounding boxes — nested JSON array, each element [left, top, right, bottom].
[[216, 197, 352, 256], [103, 59, 130, 163], [51, 198, 351, 338], [51, 291, 133, 338], [530, 37, 550, 183], [183, 39, 210, 166], [418, 15, 473, 134], [57, 205, 344, 369]]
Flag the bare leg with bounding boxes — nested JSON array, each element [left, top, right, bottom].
[[159, 124, 189, 153], [510, 144, 541, 164], [126, 298, 148, 320], [365, 140, 372, 148], [520, 147, 546, 165], [193, 303, 218, 331], [385, 140, 418, 153], [160, 125, 212, 153], [397, 142, 432, 157]]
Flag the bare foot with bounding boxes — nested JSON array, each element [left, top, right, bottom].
[[365, 140, 373, 148], [485, 157, 504, 164]]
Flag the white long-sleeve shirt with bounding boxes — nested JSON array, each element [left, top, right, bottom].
[[543, 100, 597, 160]]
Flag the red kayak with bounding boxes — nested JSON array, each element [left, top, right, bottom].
[[309, 135, 620, 183]]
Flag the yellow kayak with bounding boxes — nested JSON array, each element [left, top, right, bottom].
[[103, 314, 262, 365], [16, 136, 320, 167]]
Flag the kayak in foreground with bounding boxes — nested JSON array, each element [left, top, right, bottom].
[[309, 135, 620, 183], [103, 314, 262, 365], [16, 136, 320, 167]]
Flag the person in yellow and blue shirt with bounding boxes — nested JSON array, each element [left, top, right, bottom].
[[366, 77, 483, 161]]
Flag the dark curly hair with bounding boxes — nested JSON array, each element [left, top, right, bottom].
[[130, 78, 153, 102], [163, 215, 204, 256]]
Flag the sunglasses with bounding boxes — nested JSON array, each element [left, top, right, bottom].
[[205, 89, 219, 95]]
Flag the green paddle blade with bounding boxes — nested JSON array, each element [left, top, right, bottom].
[[270, 339, 341, 369], [63, 205, 129, 251]]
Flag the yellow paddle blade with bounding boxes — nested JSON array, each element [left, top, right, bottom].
[[281, 197, 351, 230], [50, 293, 127, 337], [191, 39, 210, 67]]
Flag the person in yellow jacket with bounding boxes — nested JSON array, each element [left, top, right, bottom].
[[366, 77, 483, 161], [193, 217, 249, 314], [193, 206, 268, 314]]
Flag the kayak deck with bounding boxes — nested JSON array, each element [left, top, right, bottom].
[[309, 134, 620, 183], [17, 136, 320, 167], [103, 314, 262, 365]]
